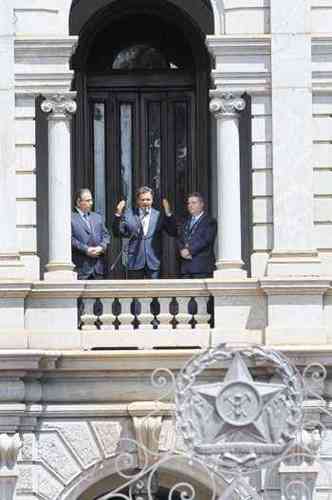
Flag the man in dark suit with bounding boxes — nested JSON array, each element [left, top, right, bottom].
[[112, 186, 176, 279], [178, 192, 217, 278], [71, 189, 110, 279]]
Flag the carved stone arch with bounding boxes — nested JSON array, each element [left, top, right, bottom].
[[69, 0, 215, 37], [68, 457, 228, 500], [208, 0, 225, 34]]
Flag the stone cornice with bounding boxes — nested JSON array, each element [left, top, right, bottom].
[[81, 279, 213, 298], [21, 403, 175, 418], [14, 36, 78, 63], [29, 281, 84, 299], [260, 278, 331, 295], [211, 70, 271, 95], [312, 35, 332, 92], [15, 71, 74, 96], [206, 35, 271, 56], [312, 35, 332, 56], [0, 282, 31, 298], [206, 35, 271, 95], [207, 278, 263, 296]]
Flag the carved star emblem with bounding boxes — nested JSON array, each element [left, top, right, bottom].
[[192, 353, 285, 444]]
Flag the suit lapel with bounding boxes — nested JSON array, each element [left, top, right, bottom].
[[187, 213, 207, 237], [146, 209, 158, 237], [75, 210, 91, 235]]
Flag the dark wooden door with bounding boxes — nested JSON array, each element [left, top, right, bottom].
[[88, 88, 195, 277]]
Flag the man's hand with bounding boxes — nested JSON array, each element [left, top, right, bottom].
[[94, 245, 104, 256], [116, 200, 126, 216], [180, 248, 192, 260], [87, 246, 104, 257], [162, 198, 171, 216]]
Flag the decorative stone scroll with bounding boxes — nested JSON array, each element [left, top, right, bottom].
[[209, 92, 246, 118], [41, 93, 77, 120]]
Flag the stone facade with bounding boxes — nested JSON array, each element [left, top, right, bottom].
[[1, 0, 332, 498]]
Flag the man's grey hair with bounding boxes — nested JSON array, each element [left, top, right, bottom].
[[135, 186, 154, 198], [187, 192, 205, 204], [75, 188, 92, 205]]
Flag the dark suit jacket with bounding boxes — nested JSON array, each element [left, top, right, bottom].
[[178, 213, 217, 276], [71, 210, 110, 279], [112, 208, 176, 271]]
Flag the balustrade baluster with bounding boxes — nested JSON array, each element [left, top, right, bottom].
[[176, 297, 192, 330], [99, 299, 116, 330], [137, 298, 154, 329], [158, 298, 173, 329], [117, 298, 134, 331], [194, 297, 211, 330], [80, 299, 98, 330]]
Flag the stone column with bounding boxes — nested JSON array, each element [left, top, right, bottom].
[[0, 434, 22, 500], [41, 94, 77, 281], [210, 92, 246, 278], [0, 1, 24, 279]]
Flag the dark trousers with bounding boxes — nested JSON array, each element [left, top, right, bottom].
[[77, 272, 104, 280], [128, 266, 160, 279], [181, 272, 212, 279]]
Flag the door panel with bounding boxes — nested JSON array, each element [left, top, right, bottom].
[[89, 89, 195, 277]]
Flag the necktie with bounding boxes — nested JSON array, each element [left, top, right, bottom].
[[189, 216, 196, 230], [83, 213, 91, 231], [141, 210, 149, 235]]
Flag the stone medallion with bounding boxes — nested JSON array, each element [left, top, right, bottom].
[[176, 347, 304, 474]]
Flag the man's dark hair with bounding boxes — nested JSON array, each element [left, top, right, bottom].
[[136, 186, 154, 198], [187, 192, 205, 204], [75, 188, 92, 206]]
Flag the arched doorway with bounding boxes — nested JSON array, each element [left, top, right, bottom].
[[70, 0, 213, 277]]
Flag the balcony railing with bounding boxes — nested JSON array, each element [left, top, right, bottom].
[[78, 295, 214, 331]]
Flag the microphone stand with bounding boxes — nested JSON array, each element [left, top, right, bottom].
[[110, 213, 146, 278]]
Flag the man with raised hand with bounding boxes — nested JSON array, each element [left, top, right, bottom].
[[112, 186, 176, 279]]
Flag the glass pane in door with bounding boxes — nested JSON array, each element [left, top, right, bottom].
[[120, 103, 133, 207], [147, 101, 162, 204], [93, 103, 106, 217], [174, 101, 188, 218]]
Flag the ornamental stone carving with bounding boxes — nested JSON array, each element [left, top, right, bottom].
[[41, 94, 77, 120], [209, 92, 246, 118], [0, 434, 22, 500], [128, 402, 164, 467], [176, 347, 304, 475], [0, 434, 22, 470]]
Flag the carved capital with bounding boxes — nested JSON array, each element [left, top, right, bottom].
[[0, 434, 22, 471], [209, 92, 246, 118], [41, 94, 77, 120]]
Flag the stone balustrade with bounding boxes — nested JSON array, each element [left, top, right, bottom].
[[78, 295, 213, 331]]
